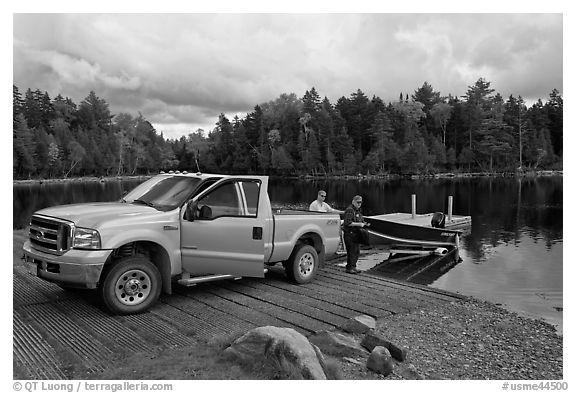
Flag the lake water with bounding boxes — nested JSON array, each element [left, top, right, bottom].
[[13, 175, 563, 332]]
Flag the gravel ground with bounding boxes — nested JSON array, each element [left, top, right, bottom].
[[336, 297, 563, 380]]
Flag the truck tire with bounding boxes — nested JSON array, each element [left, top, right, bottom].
[[285, 244, 318, 284], [100, 256, 162, 315]]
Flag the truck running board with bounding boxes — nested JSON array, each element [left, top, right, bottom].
[[177, 274, 241, 287]]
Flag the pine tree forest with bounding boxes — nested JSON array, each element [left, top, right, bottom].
[[13, 79, 563, 180]]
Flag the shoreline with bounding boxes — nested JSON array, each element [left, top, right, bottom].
[[12, 169, 564, 185], [12, 175, 152, 185], [328, 248, 563, 336]]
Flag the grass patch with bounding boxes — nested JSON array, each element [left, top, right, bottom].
[[74, 333, 345, 380], [77, 342, 273, 380]]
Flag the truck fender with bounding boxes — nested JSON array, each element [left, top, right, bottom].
[[103, 230, 179, 295], [292, 231, 325, 267]]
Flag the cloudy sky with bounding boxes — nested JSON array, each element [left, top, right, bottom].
[[13, 12, 563, 140]]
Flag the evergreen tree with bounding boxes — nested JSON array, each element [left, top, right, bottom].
[[503, 95, 529, 169], [23, 89, 43, 129], [525, 99, 555, 168], [231, 118, 253, 173], [476, 118, 514, 172], [413, 82, 442, 136], [545, 88, 563, 157], [412, 82, 442, 114], [52, 94, 78, 129], [39, 91, 55, 129], [13, 114, 36, 177], [366, 111, 395, 173], [302, 87, 322, 116], [332, 126, 355, 173], [428, 135, 447, 170], [445, 95, 466, 153], [213, 113, 235, 172], [34, 129, 51, 177], [13, 85, 24, 128], [336, 89, 371, 155], [463, 78, 496, 170], [77, 91, 113, 131]]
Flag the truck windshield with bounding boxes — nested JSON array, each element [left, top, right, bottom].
[[122, 176, 201, 211]]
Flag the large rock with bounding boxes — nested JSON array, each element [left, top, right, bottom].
[[366, 346, 394, 376], [340, 315, 376, 334], [223, 326, 326, 379], [361, 330, 408, 361], [309, 330, 369, 357]]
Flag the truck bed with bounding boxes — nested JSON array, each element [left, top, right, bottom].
[[268, 209, 341, 263]]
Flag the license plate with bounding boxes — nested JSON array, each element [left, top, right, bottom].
[[24, 256, 38, 277]]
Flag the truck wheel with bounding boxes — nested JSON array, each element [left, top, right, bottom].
[[100, 256, 161, 315], [285, 244, 318, 284]]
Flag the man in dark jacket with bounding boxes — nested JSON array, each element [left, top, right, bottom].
[[342, 195, 369, 274]]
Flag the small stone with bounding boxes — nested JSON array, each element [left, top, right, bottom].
[[341, 315, 376, 334], [309, 330, 368, 357], [343, 357, 363, 365], [361, 330, 408, 361], [397, 363, 425, 380], [366, 346, 394, 376]]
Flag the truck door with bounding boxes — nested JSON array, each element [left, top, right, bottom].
[[180, 178, 267, 277]]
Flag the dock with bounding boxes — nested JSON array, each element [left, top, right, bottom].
[[370, 212, 471, 230], [371, 193, 472, 231]]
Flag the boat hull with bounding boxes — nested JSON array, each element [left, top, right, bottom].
[[364, 215, 462, 248]]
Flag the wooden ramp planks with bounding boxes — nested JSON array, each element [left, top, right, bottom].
[[13, 261, 465, 379]]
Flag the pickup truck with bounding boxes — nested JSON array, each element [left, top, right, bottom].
[[22, 172, 342, 315]]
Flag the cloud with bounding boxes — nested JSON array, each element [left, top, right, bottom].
[[13, 13, 563, 138], [26, 48, 141, 91]]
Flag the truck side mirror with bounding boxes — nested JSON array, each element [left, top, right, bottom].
[[199, 205, 212, 219]]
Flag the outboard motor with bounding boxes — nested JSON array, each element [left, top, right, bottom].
[[431, 212, 446, 228]]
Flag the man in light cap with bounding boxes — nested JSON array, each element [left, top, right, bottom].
[[342, 195, 369, 274]]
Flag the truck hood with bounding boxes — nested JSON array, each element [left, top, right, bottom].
[[35, 202, 163, 229]]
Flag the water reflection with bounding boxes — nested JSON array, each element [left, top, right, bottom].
[[268, 176, 562, 262], [12, 180, 142, 229], [370, 249, 463, 286]]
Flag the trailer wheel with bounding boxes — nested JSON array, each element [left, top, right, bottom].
[[285, 244, 318, 284], [100, 256, 161, 315]]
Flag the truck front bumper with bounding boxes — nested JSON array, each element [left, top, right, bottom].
[[22, 240, 112, 289]]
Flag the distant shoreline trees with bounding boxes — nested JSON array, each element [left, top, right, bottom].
[[13, 79, 562, 180]]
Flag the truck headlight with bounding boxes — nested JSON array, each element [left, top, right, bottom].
[[73, 227, 102, 249]]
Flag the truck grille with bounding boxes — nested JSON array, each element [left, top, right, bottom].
[[29, 215, 72, 255]]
